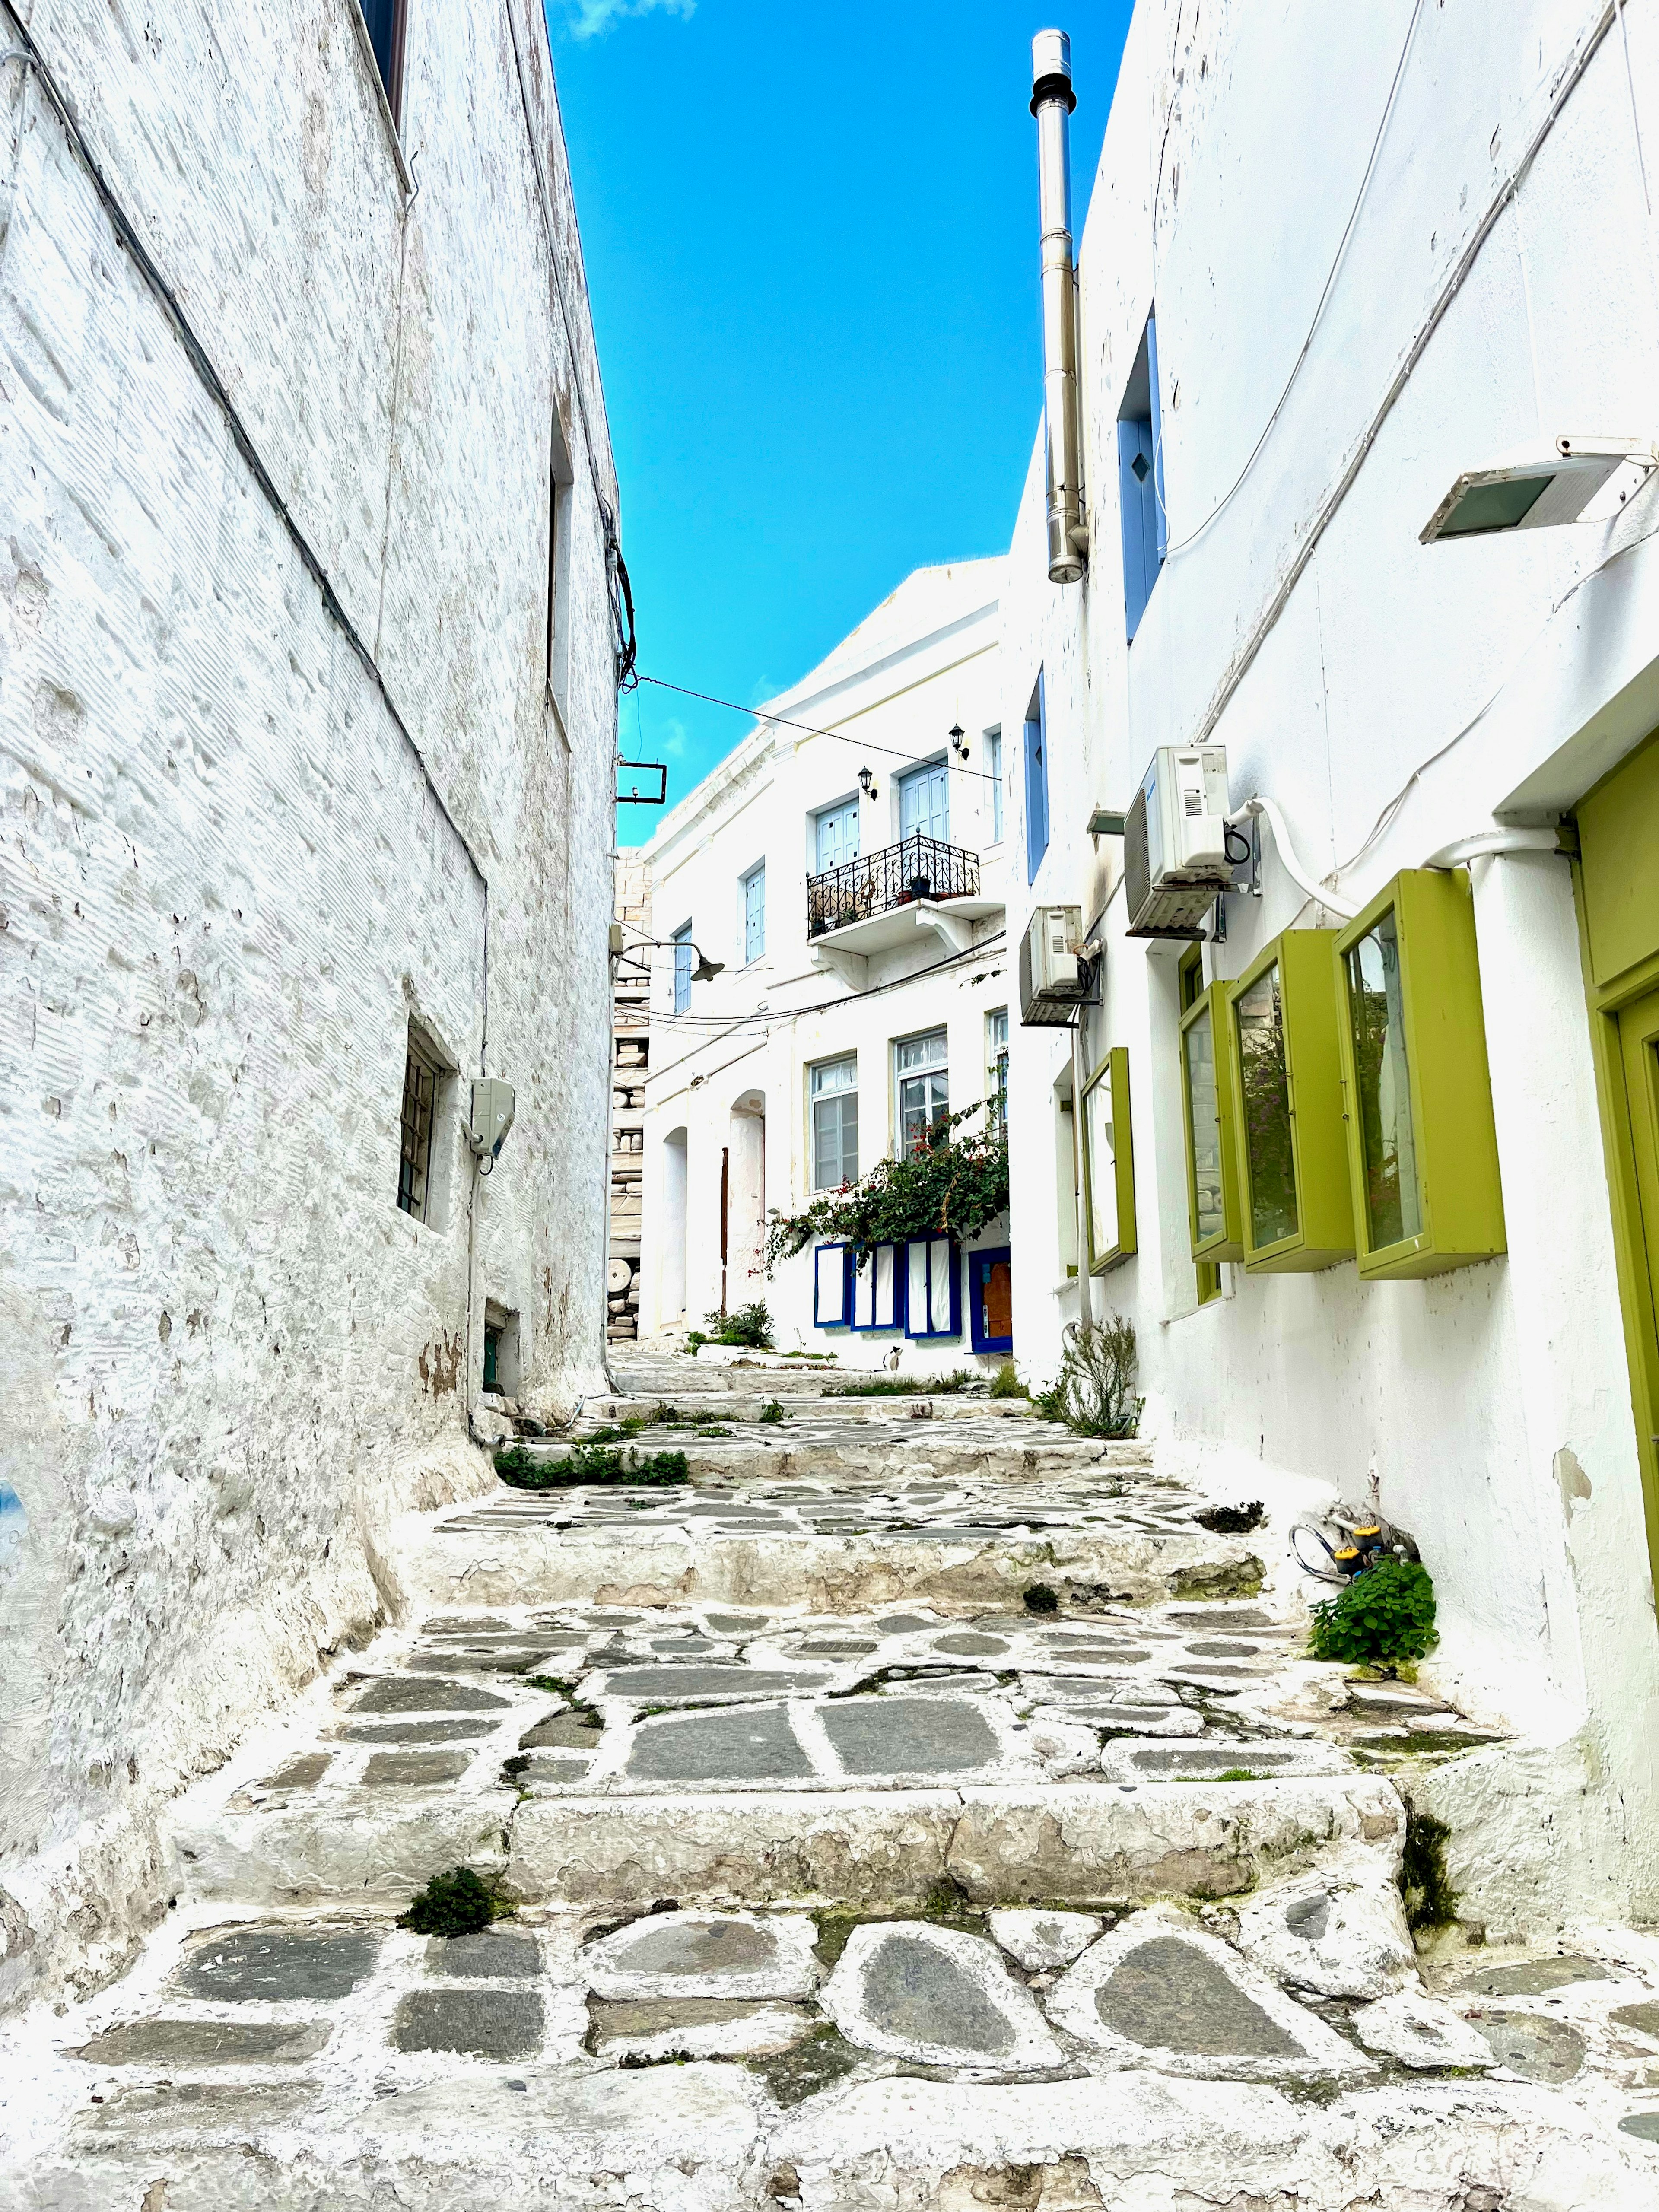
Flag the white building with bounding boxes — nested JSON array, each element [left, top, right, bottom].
[[999, 5, 1659, 1926], [637, 563, 1014, 1369], [0, 2, 620, 2005]]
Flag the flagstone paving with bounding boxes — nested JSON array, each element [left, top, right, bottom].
[[4, 1346, 1658, 2207]]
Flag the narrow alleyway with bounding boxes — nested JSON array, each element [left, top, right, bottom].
[[5, 1354, 1658, 2207]]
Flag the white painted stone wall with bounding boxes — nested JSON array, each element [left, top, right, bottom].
[[1000, 0, 1659, 1924], [638, 564, 1013, 1370], [0, 0, 617, 2008]]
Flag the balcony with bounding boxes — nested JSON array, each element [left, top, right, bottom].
[[805, 833, 1004, 984]]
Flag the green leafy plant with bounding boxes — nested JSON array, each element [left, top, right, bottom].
[[494, 1442, 689, 1489], [686, 1330, 708, 1352], [762, 1103, 1008, 1271], [988, 1361, 1027, 1400], [758, 1399, 788, 1424], [1032, 1315, 1143, 1437], [1023, 1583, 1060, 1615], [1309, 1557, 1437, 1666], [703, 1302, 774, 1349], [397, 1865, 513, 1937]]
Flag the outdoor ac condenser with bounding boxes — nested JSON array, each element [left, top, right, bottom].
[[1019, 903, 1087, 1027], [1124, 744, 1233, 939]]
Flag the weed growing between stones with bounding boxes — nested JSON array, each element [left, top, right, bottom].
[[1309, 1558, 1437, 1666], [989, 1361, 1028, 1399], [397, 1866, 514, 1937], [1023, 1583, 1060, 1614], [1194, 1500, 1266, 1535], [494, 1443, 689, 1489], [1399, 1803, 1459, 1932], [696, 1424, 734, 1437], [824, 1370, 976, 1398], [758, 1400, 788, 1424], [1033, 1315, 1144, 1437], [702, 1302, 774, 1349]]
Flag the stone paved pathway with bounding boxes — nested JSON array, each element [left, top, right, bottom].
[[4, 1348, 1659, 2208]]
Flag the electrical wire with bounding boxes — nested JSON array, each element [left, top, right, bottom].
[[1158, 0, 1426, 558], [637, 675, 1006, 786], [623, 929, 1009, 1046]]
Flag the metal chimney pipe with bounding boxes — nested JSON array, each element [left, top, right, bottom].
[[1032, 29, 1085, 585]]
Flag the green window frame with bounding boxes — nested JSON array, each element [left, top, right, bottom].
[[1179, 979, 1245, 1262], [1080, 1045, 1137, 1273], [1227, 929, 1354, 1272], [1332, 869, 1506, 1278]]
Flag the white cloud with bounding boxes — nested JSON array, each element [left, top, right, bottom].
[[566, 0, 695, 39]]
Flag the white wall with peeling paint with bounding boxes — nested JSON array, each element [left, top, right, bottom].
[[0, 0, 617, 2008], [1001, 0, 1659, 1928]]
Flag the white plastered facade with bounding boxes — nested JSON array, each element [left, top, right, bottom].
[[1000, 0, 1659, 1927], [637, 563, 1014, 1370], [0, 0, 617, 2008]]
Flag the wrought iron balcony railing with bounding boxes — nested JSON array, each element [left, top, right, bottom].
[[807, 833, 982, 939]]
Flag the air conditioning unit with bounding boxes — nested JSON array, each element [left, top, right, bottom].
[[1019, 903, 1087, 1027], [1124, 744, 1233, 939]]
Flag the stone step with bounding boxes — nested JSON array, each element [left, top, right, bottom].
[[12, 1900, 1647, 2210], [583, 1390, 1040, 1424], [413, 1471, 1257, 1612], [160, 1583, 1437, 1911], [505, 1418, 1151, 1484]]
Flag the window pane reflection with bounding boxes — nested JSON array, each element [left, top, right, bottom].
[[1236, 963, 1298, 1248], [1182, 1004, 1224, 1244], [1344, 909, 1422, 1248]]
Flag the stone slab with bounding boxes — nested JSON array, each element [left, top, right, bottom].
[[580, 1909, 820, 2000], [823, 1923, 1063, 2072], [67, 2018, 333, 2066], [391, 1987, 545, 2059], [1352, 1991, 1494, 2069], [258, 1754, 332, 1789], [587, 1996, 816, 2058], [336, 1719, 499, 1745], [1459, 1953, 1610, 1998], [426, 1930, 542, 1979], [362, 1751, 473, 1787], [349, 1677, 509, 1714], [596, 1665, 831, 1703], [1471, 2009, 1587, 2082], [172, 1924, 383, 2002], [1047, 1909, 1371, 2079], [988, 1910, 1103, 1971], [819, 1696, 1001, 1777], [626, 1704, 813, 1783]]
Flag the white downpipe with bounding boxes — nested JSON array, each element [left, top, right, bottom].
[[1227, 796, 1360, 920]]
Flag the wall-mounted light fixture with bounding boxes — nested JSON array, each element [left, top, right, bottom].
[[949, 724, 969, 763], [612, 933, 726, 984], [858, 766, 880, 801], [1420, 435, 1658, 543]]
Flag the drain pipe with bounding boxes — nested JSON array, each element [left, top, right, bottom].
[[1033, 30, 1086, 585]]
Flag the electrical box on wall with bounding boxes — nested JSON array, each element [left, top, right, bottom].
[[1125, 745, 1233, 939], [1019, 903, 1087, 1027], [468, 1078, 516, 1161]]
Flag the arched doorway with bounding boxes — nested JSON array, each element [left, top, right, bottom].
[[725, 1091, 766, 1312], [660, 1126, 689, 1326]]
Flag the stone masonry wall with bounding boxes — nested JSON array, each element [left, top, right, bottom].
[[0, 0, 617, 2008]]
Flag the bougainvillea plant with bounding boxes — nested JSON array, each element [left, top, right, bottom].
[[760, 1102, 1009, 1274]]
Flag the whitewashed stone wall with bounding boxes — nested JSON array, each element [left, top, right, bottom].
[[0, 0, 617, 2008], [1000, 0, 1659, 1926]]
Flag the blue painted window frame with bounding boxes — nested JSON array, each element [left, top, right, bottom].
[[742, 863, 765, 964], [850, 1241, 905, 1332], [1118, 313, 1167, 643], [968, 1245, 1013, 1355], [904, 1236, 962, 1341], [672, 922, 693, 1014], [898, 758, 949, 842], [814, 798, 859, 872], [813, 1242, 852, 1329], [1023, 676, 1049, 885]]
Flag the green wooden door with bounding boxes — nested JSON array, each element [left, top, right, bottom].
[[1617, 988, 1659, 1441]]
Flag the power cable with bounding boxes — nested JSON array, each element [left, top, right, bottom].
[[633, 930, 1009, 1049], [1157, 0, 1426, 558], [638, 676, 1007, 786]]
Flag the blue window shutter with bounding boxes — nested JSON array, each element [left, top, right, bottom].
[[899, 761, 948, 842], [1118, 418, 1157, 640]]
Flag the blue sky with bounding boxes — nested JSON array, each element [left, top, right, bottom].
[[544, 0, 1127, 843]]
